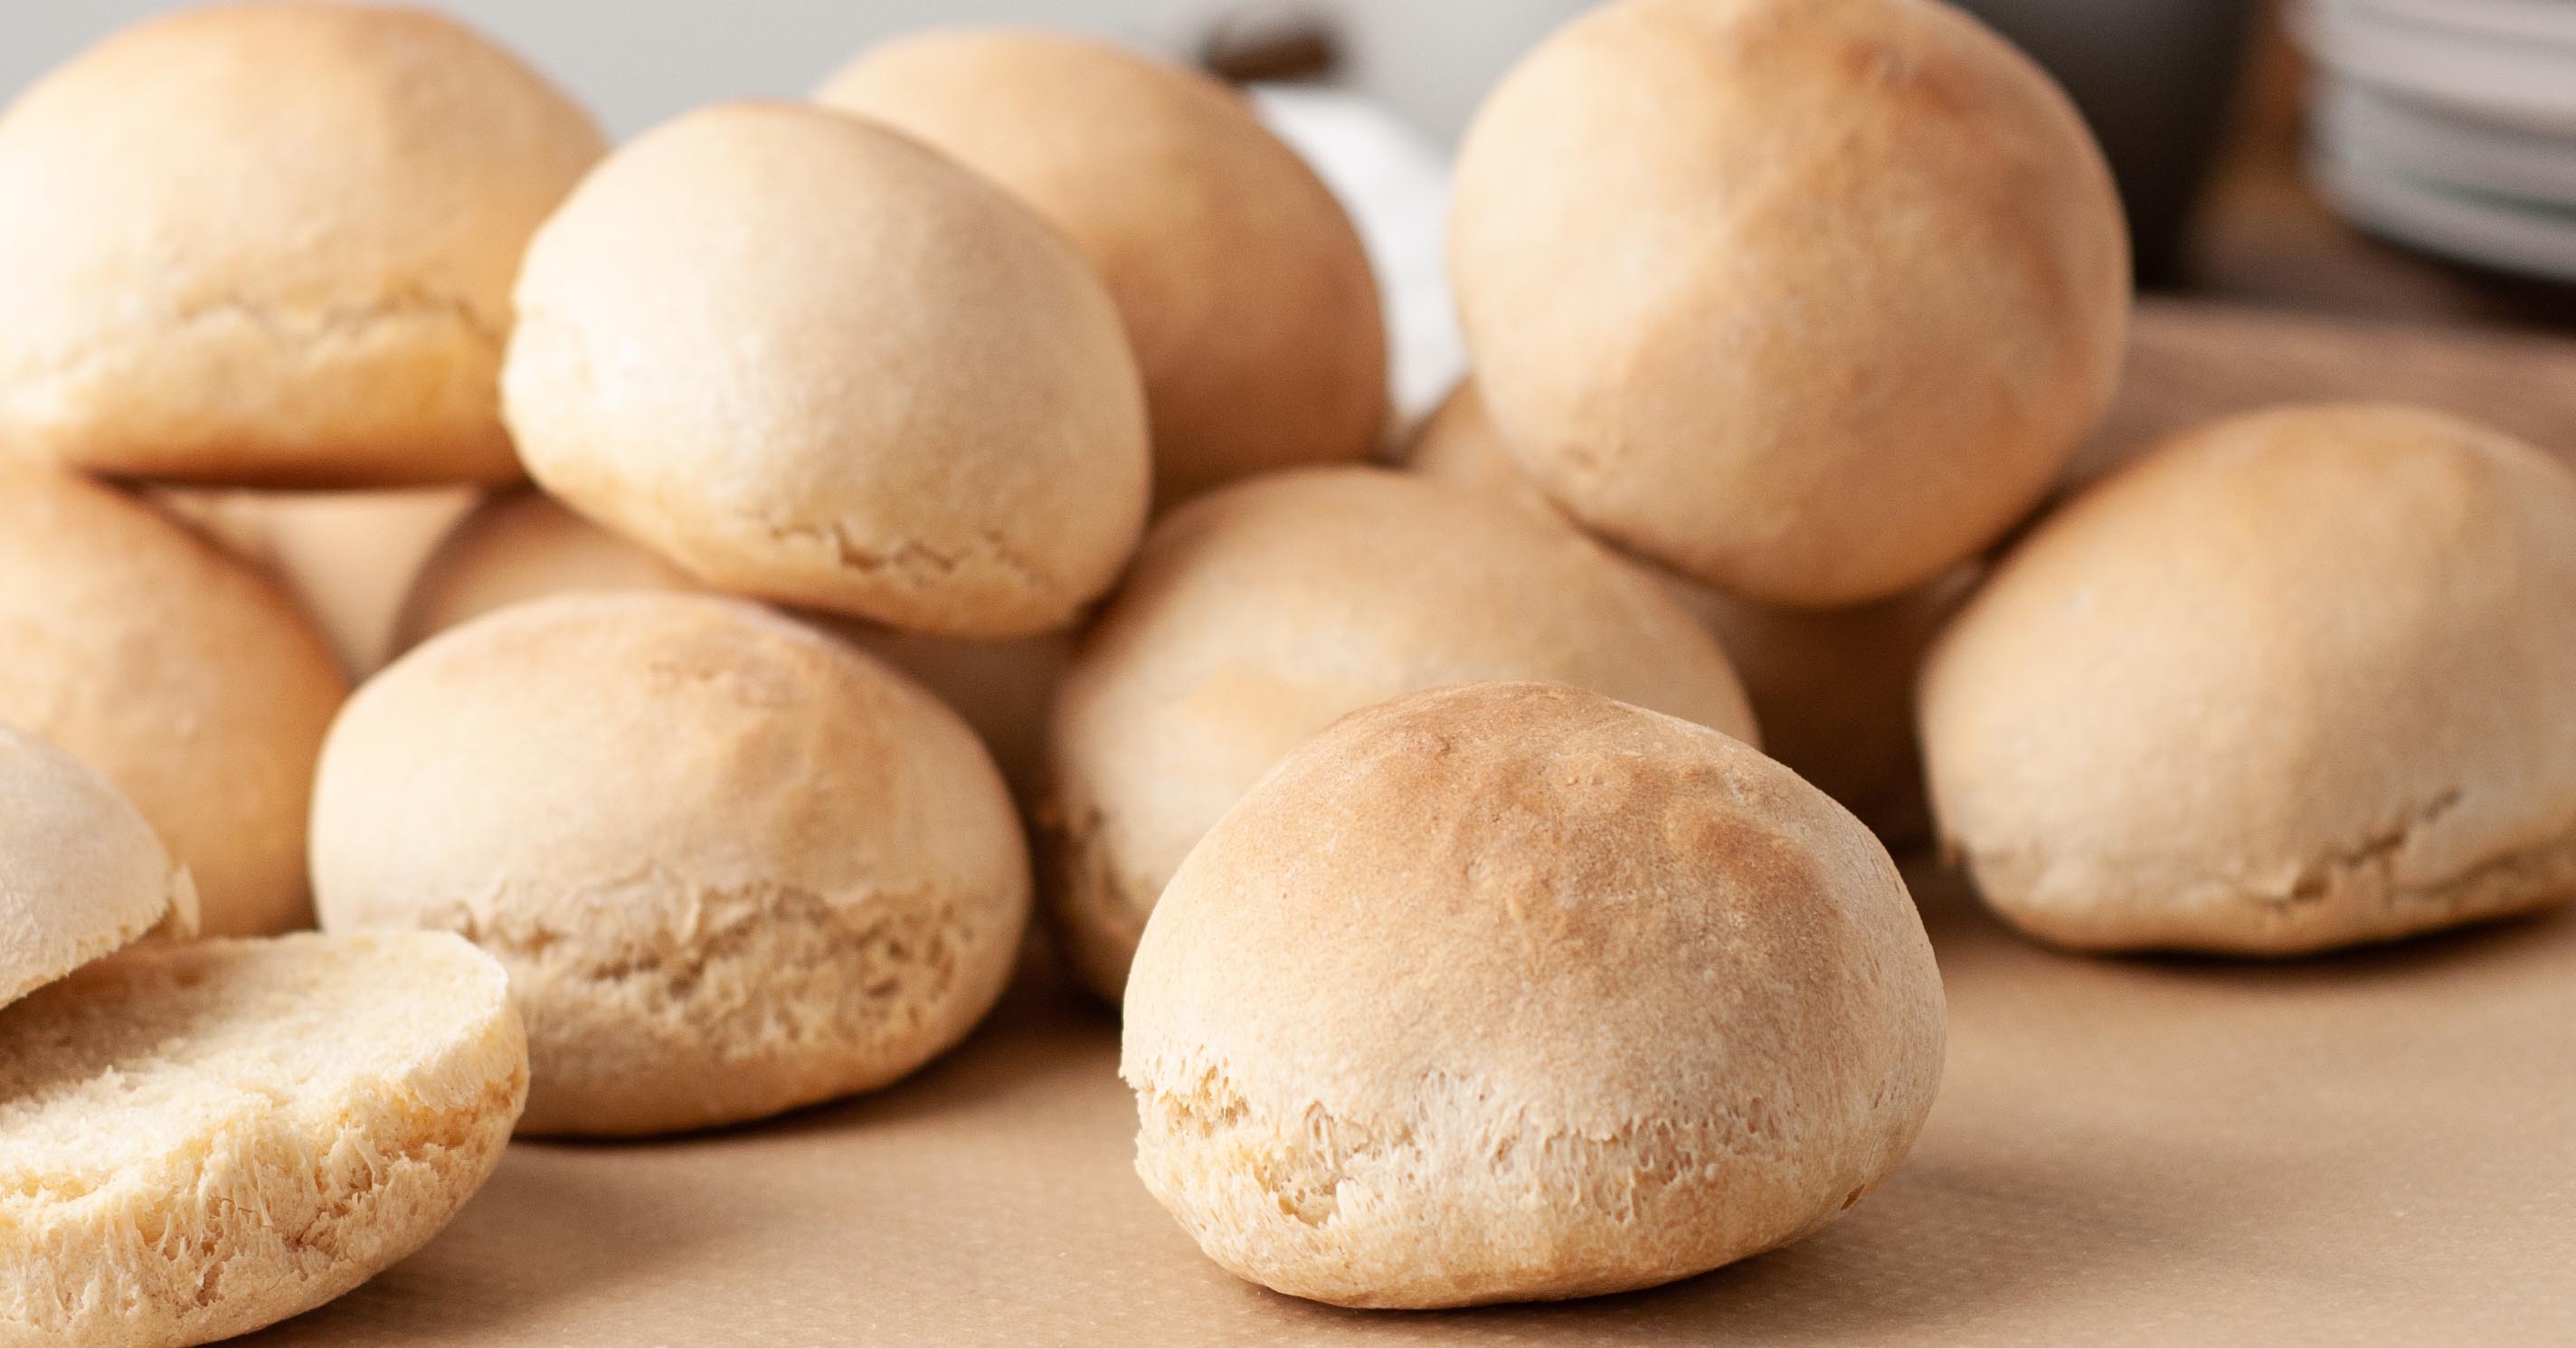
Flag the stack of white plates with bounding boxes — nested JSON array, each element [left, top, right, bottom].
[[2297, 0, 2576, 280]]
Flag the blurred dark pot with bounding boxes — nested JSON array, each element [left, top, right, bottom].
[[1958, 0, 2258, 287]]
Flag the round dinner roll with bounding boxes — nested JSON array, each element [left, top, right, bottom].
[[0, 2, 603, 486], [816, 29, 1387, 506], [393, 490, 1071, 798], [1449, 0, 2128, 607], [1921, 403, 2576, 954], [154, 486, 481, 675], [0, 723, 194, 1009], [1407, 380, 1975, 843], [504, 100, 1150, 639], [0, 467, 346, 936], [1122, 682, 1946, 1308], [1045, 467, 1758, 1002], [0, 932, 526, 1348], [312, 593, 1031, 1135]]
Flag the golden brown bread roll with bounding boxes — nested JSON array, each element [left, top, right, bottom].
[[312, 593, 1031, 1135], [1923, 403, 2576, 953], [0, 2, 602, 486], [1123, 682, 1945, 1307], [1449, 0, 2127, 607], [503, 100, 1150, 639]]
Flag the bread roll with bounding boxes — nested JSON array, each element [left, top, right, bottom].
[[1922, 403, 2576, 953], [0, 467, 346, 935], [1123, 682, 1945, 1307], [1407, 380, 1974, 843], [504, 100, 1150, 639], [1449, 0, 2127, 606], [0, 2, 602, 486], [153, 487, 480, 676], [0, 932, 526, 1348], [312, 593, 1030, 1135], [817, 29, 1387, 506], [1045, 466, 1757, 1001], [0, 723, 194, 1008], [393, 489, 1069, 799]]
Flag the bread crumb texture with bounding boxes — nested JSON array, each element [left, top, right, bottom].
[[0, 932, 526, 1348], [1122, 683, 1944, 1307]]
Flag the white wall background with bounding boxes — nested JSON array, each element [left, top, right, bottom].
[[0, 0, 1589, 146]]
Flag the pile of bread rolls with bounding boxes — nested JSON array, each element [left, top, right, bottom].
[[4, 0, 2573, 1339]]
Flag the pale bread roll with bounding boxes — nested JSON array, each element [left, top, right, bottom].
[[1922, 403, 2576, 953], [0, 2, 603, 486], [1449, 0, 2127, 606], [312, 593, 1031, 1135], [0, 723, 194, 1008], [817, 28, 1387, 506], [0, 932, 526, 1348], [1406, 379, 1975, 843], [1122, 682, 1946, 1308], [152, 487, 481, 676], [392, 490, 1069, 799], [1045, 467, 1757, 1002], [0, 467, 346, 935], [503, 101, 1150, 639]]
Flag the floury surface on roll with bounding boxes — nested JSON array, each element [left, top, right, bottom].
[[1122, 683, 1946, 1308], [0, 466, 346, 936], [0, 723, 194, 1010], [504, 100, 1151, 640], [0, 932, 526, 1348], [0, 2, 603, 487], [1449, 0, 2128, 607], [311, 593, 1031, 1135], [817, 28, 1387, 507], [1044, 467, 1757, 1002], [1406, 379, 1975, 845], [392, 489, 1072, 801], [1922, 403, 2576, 954]]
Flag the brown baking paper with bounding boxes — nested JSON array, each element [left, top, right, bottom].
[[243, 859, 2575, 1347]]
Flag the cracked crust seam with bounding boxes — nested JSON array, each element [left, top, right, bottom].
[[442, 872, 982, 1055], [1956, 794, 2576, 946], [747, 512, 1056, 600], [1129, 1056, 1797, 1231]]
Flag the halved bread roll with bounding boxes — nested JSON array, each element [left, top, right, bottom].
[[0, 932, 527, 1347]]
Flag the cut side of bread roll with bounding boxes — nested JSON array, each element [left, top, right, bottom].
[[0, 932, 527, 1348], [0, 722, 194, 1008]]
